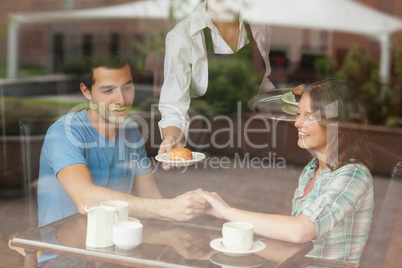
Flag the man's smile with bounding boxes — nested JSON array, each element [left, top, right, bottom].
[[108, 104, 129, 113]]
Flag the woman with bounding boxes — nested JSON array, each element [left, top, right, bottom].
[[158, 0, 274, 158], [201, 78, 374, 263]]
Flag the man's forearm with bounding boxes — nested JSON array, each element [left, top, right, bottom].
[[79, 185, 171, 220], [79, 185, 205, 222]]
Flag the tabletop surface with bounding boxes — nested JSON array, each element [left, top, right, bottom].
[[12, 213, 313, 268]]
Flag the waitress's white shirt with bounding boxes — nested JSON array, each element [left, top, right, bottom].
[[158, 1, 274, 137]]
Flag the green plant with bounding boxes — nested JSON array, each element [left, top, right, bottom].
[[387, 50, 402, 127], [336, 46, 390, 125], [62, 57, 90, 75], [0, 98, 63, 135], [138, 97, 160, 115], [188, 99, 215, 118], [19, 64, 47, 77], [0, 22, 8, 78], [201, 57, 260, 115], [314, 57, 336, 79], [131, 35, 166, 70]]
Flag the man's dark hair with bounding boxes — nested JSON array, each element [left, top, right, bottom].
[[80, 43, 131, 91]]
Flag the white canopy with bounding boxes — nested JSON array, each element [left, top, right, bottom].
[[9, 0, 199, 23], [7, 0, 402, 81], [247, 0, 402, 38]]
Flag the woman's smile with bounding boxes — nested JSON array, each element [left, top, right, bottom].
[[295, 93, 328, 153], [298, 130, 310, 139]]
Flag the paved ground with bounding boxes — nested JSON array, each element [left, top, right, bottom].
[[1, 160, 401, 267]]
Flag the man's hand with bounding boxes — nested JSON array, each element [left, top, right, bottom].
[[164, 189, 206, 221]]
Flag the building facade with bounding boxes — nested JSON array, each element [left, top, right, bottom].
[[1, 0, 402, 85]]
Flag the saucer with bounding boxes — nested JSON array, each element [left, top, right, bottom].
[[155, 152, 206, 167], [210, 252, 266, 268], [281, 104, 298, 115], [210, 238, 266, 256], [249, 90, 297, 122], [281, 92, 298, 106]]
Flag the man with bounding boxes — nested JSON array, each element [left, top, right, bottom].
[[37, 50, 206, 263]]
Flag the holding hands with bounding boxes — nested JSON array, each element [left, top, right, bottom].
[[165, 189, 208, 221], [200, 191, 232, 220], [162, 189, 232, 222]]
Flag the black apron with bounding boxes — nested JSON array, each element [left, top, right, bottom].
[[203, 22, 265, 64], [199, 23, 266, 114]]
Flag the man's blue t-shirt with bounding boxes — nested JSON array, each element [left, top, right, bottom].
[[37, 110, 152, 227]]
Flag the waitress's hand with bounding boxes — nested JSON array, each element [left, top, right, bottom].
[[158, 135, 182, 155], [158, 136, 182, 171], [158, 127, 185, 170]]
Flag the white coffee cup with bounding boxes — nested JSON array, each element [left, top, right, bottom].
[[128, 217, 141, 223], [101, 200, 129, 223], [113, 221, 143, 250], [222, 221, 254, 251]]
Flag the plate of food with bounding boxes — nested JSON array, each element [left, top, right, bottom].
[[281, 84, 304, 105], [155, 148, 206, 167]]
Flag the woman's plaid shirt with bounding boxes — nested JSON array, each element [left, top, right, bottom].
[[292, 159, 374, 263]]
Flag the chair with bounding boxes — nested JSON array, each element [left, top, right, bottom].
[[19, 118, 55, 229], [8, 119, 54, 262], [359, 160, 402, 267]]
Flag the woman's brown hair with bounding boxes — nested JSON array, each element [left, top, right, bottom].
[[303, 77, 373, 170]]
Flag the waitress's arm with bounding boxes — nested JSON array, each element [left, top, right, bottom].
[[158, 29, 194, 154]]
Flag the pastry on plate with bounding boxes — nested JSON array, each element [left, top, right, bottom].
[[169, 148, 193, 161]]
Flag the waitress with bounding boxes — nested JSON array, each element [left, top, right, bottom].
[[158, 0, 275, 160]]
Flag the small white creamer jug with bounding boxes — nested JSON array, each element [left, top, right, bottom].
[[84, 205, 115, 248]]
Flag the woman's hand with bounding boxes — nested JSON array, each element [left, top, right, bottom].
[[200, 191, 232, 220]]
